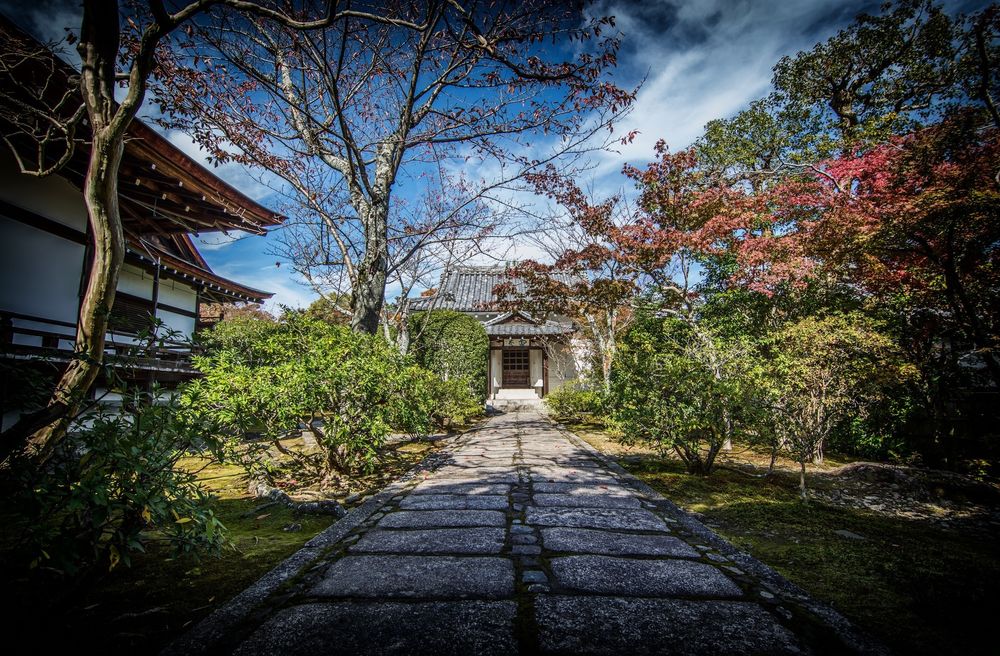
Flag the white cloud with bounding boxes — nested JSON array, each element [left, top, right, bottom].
[[593, 0, 868, 170], [159, 129, 274, 204], [195, 231, 254, 252], [213, 263, 317, 314]]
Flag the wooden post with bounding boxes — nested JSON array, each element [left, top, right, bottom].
[[487, 342, 493, 400], [150, 258, 161, 321], [543, 348, 549, 398]]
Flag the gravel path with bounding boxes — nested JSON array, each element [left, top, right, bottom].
[[166, 409, 882, 655]]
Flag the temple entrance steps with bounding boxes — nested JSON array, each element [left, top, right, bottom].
[[489, 387, 544, 412]]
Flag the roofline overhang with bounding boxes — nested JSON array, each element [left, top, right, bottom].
[[128, 238, 272, 304]]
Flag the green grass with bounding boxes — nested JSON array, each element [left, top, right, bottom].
[[589, 442, 999, 656]]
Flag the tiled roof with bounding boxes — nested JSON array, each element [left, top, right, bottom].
[[481, 311, 574, 336], [485, 322, 574, 336], [408, 265, 578, 312]]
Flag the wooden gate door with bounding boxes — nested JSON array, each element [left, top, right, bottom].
[[502, 348, 530, 387]]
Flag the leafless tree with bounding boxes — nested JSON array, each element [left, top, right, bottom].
[[157, 0, 634, 333]]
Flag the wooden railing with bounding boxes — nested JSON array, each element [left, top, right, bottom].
[[0, 309, 202, 373]]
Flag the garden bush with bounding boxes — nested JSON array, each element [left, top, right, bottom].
[[408, 310, 489, 401], [544, 380, 604, 423], [5, 386, 227, 577], [609, 314, 762, 476], [426, 376, 483, 428], [187, 314, 446, 484]]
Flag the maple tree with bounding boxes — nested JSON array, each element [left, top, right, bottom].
[[727, 113, 1000, 384], [157, 0, 634, 334], [496, 168, 637, 391]]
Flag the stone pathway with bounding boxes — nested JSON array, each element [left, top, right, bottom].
[[167, 410, 882, 655]]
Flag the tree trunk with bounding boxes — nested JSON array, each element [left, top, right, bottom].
[[351, 202, 389, 334], [812, 438, 824, 465], [19, 1, 128, 464], [799, 458, 809, 502], [24, 134, 126, 462], [396, 298, 411, 355]]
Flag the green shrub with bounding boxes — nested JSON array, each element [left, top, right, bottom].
[[544, 380, 604, 423], [427, 376, 484, 428], [6, 387, 227, 576], [409, 310, 489, 401], [187, 314, 437, 480], [609, 314, 763, 476]]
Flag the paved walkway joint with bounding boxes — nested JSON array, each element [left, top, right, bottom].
[[167, 409, 883, 655]]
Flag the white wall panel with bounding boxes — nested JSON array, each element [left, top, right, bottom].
[[546, 340, 579, 394], [0, 152, 87, 232], [0, 215, 83, 323], [158, 278, 198, 312], [156, 309, 196, 340], [116, 264, 154, 299]]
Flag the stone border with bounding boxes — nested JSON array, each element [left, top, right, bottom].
[[161, 427, 478, 656], [551, 421, 890, 656]]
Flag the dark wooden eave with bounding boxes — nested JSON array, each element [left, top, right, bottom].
[[129, 234, 273, 304], [0, 15, 284, 238]]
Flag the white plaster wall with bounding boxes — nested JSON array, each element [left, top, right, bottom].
[[116, 264, 154, 299], [0, 152, 87, 232], [546, 340, 580, 394], [530, 349, 543, 397], [0, 215, 83, 326], [156, 309, 196, 340], [489, 349, 502, 398], [158, 278, 198, 312]]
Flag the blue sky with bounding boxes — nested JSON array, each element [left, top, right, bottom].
[[1, 0, 988, 312]]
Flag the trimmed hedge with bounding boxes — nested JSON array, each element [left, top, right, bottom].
[[409, 310, 489, 401]]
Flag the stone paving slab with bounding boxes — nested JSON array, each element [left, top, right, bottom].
[[541, 527, 701, 557], [351, 528, 506, 554], [527, 507, 670, 532], [409, 481, 511, 496], [311, 555, 514, 598], [429, 469, 521, 483], [377, 509, 507, 528], [534, 596, 804, 655], [532, 482, 634, 496], [235, 601, 518, 656], [550, 554, 743, 597], [529, 467, 617, 482], [400, 494, 509, 510], [534, 492, 641, 508]]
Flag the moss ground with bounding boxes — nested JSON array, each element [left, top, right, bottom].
[[572, 424, 1000, 656]]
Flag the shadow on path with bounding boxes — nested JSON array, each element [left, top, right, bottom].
[[165, 410, 884, 655]]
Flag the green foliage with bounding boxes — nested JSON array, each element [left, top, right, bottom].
[[6, 387, 227, 576], [187, 314, 434, 479], [304, 295, 352, 325], [408, 310, 489, 401], [544, 380, 604, 423], [762, 313, 909, 497], [426, 376, 485, 428], [696, 95, 826, 184], [772, 0, 957, 147], [609, 313, 763, 475]]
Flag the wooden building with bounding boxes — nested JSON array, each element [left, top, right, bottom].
[[409, 266, 580, 401], [0, 23, 283, 429]]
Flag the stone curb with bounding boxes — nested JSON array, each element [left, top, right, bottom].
[[161, 425, 482, 656], [550, 420, 891, 656]]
